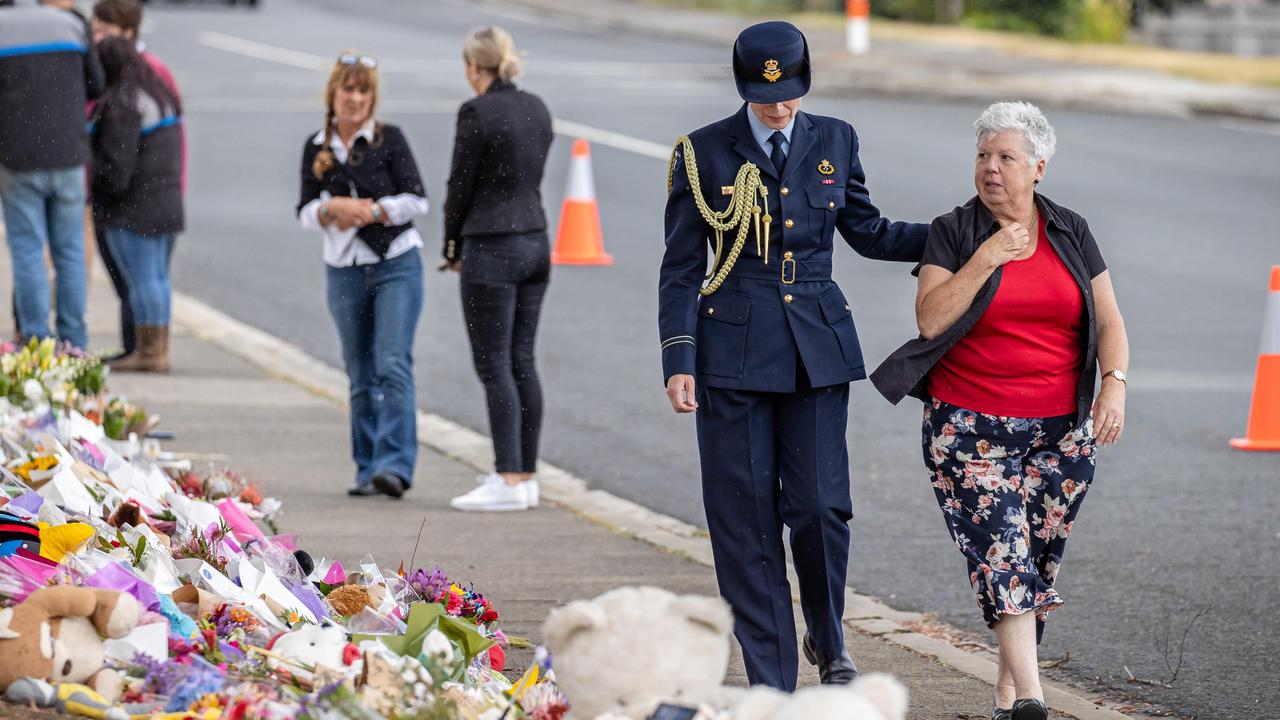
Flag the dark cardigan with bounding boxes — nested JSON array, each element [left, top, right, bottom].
[[442, 79, 553, 262], [870, 193, 1108, 429], [297, 123, 426, 258]]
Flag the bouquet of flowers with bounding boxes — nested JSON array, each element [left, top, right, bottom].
[[0, 338, 105, 410]]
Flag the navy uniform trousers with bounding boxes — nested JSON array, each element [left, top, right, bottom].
[[659, 105, 927, 690], [696, 365, 851, 689]]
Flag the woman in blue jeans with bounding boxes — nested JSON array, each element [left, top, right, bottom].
[[90, 36, 182, 371], [443, 28, 554, 512], [297, 52, 428, 498]]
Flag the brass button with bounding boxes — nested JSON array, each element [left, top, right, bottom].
[[783, 251, 793, 259], [783, 294, 793, 304], [707, 307, 715, 315], [828, 201, 836, 209], [780, 186, 790, 196], [784, 219, 795, 229]]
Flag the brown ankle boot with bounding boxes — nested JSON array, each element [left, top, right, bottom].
[[109, 325, 169, 373]]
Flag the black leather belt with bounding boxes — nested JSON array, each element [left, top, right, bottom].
[[727, 259, 832, 284]]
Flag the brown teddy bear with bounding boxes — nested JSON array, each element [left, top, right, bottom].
[[0, 587, 140, 703]]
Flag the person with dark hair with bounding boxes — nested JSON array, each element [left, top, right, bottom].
[[296, 52, 428, 499], [0, 0, 103, 349], [89, 36, 183, 372], [90, 0, 185, 360]]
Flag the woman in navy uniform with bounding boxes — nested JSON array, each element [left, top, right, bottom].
[[658, 21, 928, 691]]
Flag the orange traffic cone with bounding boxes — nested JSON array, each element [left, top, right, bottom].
[[1231, 266, 1280, 451], [552, 139, 613, 266]]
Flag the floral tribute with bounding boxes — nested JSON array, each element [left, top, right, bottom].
[[0, 342, 568, 718]]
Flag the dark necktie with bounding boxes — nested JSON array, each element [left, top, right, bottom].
[[768, 130, 787, 176]]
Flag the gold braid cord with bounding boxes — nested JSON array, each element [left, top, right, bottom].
[[667, 136, 770, 297]]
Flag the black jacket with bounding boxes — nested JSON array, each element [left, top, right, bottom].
[[0, 5, 104, 172], [870, 194, 1108, 429], [442, 79, 553, 262], [90, 91, 183, 235], [297, 123, 425, 258]]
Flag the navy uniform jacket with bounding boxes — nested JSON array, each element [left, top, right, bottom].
[[659, 105, 928, 392]]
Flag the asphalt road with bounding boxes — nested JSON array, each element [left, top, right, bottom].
[[128, 0, 1279, 716]]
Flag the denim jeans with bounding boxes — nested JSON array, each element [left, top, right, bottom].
[[103, 226, 172, 326], [460, 232, 550, 473], [97, 223, 177, 353], [0, 165, 88, 348], [326, 248, 423, 488]]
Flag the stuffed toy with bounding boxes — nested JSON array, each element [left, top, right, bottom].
[[266, 621, 362, 686], [4, 678, 128, 720], [0, 586, 140, 703], [542, 586, 735, 719], [730, 674, 908, 720], [543, 586, 909, 720]]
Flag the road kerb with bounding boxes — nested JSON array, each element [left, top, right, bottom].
[[170, 289, 1133, 719]]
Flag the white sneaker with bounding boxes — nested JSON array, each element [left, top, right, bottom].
[[474, 473, 539, 508], [451, 474, 529, 512]]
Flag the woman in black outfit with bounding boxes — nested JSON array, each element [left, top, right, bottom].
[[445, 27, 553, 513]]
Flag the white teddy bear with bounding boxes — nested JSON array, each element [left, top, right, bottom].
[[543, 586, 735, 720], [731, 674, 909, 720], [542, 586, 907, 720]]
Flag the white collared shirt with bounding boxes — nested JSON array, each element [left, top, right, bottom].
[[746, 109, 795, 159], [297, 120, 429, 267]]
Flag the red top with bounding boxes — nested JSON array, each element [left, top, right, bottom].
[[928, 215, 1085, 418]]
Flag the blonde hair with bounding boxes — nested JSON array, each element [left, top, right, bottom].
[[312, 52, 381, 180], [463, 26, 522, 83]]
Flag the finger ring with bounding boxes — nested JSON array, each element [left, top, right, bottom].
[[1112, 422, 1121, 429]]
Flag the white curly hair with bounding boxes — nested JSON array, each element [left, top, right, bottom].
[[974, 101, 1056, 167]]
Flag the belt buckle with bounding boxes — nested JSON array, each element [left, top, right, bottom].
[[781, 257, 797, 285]]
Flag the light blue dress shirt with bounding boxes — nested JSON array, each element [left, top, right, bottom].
[[745, 109, 795, 159]]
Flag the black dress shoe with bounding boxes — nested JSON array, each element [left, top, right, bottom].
[[1011, 698, 1048, 720], [802, 633, 860, 685], [992, 706, 1013, 720], [347, 484, 378, 496], [372, 472, 409, 499]]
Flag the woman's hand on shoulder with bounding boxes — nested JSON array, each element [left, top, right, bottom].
[[975, 221, 1031, 270]]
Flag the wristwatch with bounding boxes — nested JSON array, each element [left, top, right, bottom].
[[1103, 369, 1127, 384]]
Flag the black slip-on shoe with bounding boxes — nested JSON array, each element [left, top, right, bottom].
[[372, 472, 408, 499], [1012, 698, 1048, 720], [347, 484, 378, 497], [802, 633, 860, 685], [992, 706, 1014, 720]]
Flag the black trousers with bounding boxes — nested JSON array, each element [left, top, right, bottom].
[[695, 375, 853, 690], [460, 231, 550, 474]]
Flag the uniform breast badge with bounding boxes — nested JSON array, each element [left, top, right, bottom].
[[817, 159, 836, 175], [668, 136, 773, 297], [762, 59, 782, 83]]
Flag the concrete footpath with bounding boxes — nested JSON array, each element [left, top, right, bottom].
[[482, 0, 1280, 123], [0, 248, 1146, 719]]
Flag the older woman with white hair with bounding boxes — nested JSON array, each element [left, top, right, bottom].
[[872, 101, 1129, 720]]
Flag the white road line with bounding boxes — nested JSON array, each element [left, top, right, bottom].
[[552, 119, 672, 160], [196, 30, 673, 161], [197, 30, 329, 71]]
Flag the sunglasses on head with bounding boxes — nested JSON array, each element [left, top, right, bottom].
[[338, 53, 377, 69]]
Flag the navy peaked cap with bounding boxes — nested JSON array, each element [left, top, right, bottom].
[[732, 21, 811, 104]]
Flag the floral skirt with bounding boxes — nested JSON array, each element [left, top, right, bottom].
[[922, 399, 1097, 636]]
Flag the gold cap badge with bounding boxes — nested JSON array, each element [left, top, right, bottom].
[[762, 59, 782, 83], [817, 159, 836, 175]]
